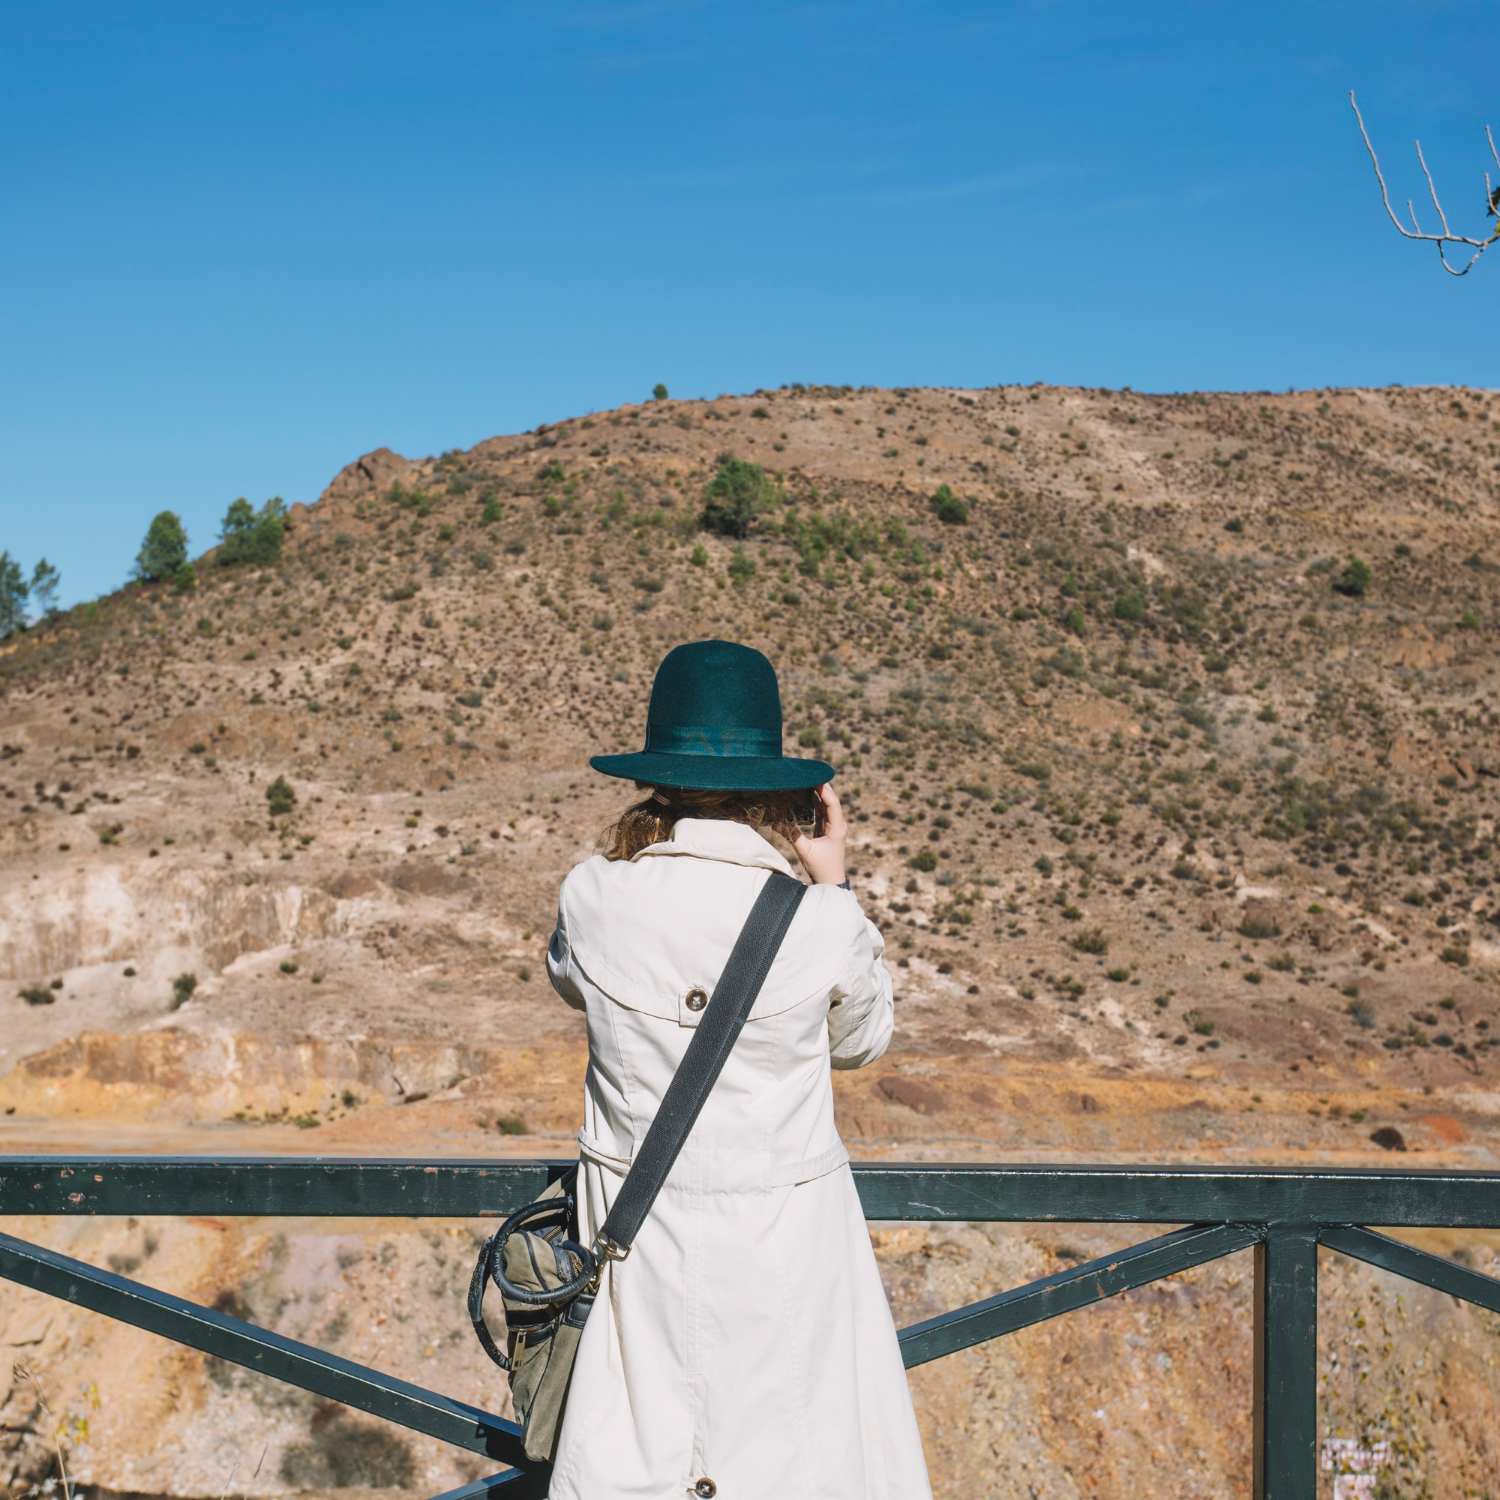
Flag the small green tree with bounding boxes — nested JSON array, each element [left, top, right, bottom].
[[1063, 604, 1088, 636], [1333, 557, 1373, 597], [0, 552, 27, 637], [930, 484, 969, 524], [702, 458, 776, 538], [652, 383, 668, 401], [135, 511, 188, 582], [1113, 586, 1145, 622], [28, 559, 59, 617], [266, 776, 297, 817], [218, 497, 287, 567]]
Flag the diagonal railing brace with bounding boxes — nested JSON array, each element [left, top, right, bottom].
[[898, 1221, 1261, 1368], [0, 1230, 536, 1473], [1321, 1224, 1500, 1314]]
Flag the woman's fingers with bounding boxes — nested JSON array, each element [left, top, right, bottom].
[[817, 782, 847, 838]]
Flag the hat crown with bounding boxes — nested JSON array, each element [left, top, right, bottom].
[[648, 640, 781, 733], [644, 641, 782, 758]]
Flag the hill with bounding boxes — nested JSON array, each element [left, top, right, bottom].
[[2, 381, 1499, 1498]]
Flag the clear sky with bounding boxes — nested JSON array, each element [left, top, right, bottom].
[[2, 0, 1496, 609]]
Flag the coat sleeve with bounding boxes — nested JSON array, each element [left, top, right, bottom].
[[826, 901, 895, 1070], [546, 889, 587, 1012]]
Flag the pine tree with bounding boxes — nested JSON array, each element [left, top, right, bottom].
[[135, 511, 189, 582]]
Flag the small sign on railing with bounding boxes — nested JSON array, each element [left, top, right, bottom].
[[1321, 1437, 1390, 1500]]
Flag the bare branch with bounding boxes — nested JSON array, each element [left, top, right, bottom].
[[1350, 90, 1499, 276]]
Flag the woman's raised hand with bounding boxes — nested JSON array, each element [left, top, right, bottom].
[[791, 783, 848, 886]]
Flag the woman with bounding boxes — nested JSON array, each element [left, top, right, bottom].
[[545, 639, 931, 1500]]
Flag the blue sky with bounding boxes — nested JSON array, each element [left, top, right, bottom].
[[2, 0, 1496, 608]]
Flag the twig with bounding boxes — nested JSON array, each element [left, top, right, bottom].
[[1350, 90, 1500, 276], [12, 1364, 72, 1500], [241, 1439, 269, 1500]]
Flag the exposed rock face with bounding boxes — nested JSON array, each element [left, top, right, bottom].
[[3, 380, 1500, 1496]]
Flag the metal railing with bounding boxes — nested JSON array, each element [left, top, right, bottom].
[[3, 1157, 1499, 1499]]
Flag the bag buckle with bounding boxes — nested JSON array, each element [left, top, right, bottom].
[[594, 1234, 631, 1264]]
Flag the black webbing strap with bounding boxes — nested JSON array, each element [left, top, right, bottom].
[[595, 869, 806, 1257]]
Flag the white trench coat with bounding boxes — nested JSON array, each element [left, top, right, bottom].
[[545, 817, 931, 1500]]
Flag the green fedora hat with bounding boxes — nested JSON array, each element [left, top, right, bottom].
[[590, 639, 834, 792]]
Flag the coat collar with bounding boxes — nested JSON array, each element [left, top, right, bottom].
[[633, 817, 796, 876]]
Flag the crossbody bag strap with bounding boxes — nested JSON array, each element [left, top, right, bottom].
[[593, 869, 807, 1261]]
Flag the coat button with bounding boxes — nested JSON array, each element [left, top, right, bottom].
[[685, 988, 708, 1012], [694, 1482, 717, 1498]]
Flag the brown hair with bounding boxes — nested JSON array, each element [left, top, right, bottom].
[[603, 784, 805, 861]]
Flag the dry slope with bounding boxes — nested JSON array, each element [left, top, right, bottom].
[[3, 380, 1500, 1498]]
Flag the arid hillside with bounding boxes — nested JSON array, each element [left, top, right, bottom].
[[3, 381, 1500, 1499]]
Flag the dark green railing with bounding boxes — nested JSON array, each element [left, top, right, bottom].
[[3, 1158, 1499, 1499]]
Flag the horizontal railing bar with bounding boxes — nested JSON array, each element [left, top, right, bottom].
[[1321, 1224, 1500, 1314], [0, 1157, 567, 1219], [853, 1164, 1500, 1227], [424, 1470, 550, 1500], [0, 1230, 535, 1470], [4, 1158, 1500, 1226], [897, 1221, 1260, 1368]]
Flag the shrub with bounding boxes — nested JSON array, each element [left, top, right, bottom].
[[1184, 1010, 1215, 1035], [798, 724, 825, 748], [930, 484, 969, 525], [18, 983, 53, 1006], [135, 512, 189, 582], [1112, 587, 1145, 622], [217, 498, 287, 567], [1346, 998, 1376, 1029], [1238, 909, 1281, 940], [1071, 927, 1109, 955], [456, 690, 483, 708], [702, 458, 776, 538], [1105, 966, 1130, 982], [481, 496, 502, 524], [170, 973, 198, 1010], [1063, 604, 1087, 636], [909, 848, 938, 872], [1016, 761, 1051, 782], [689, 544, 708, 567], [1333, 558, 1372, 597], [1459, 608, 1480, 629], [266, 776, 296, 817], [727, 547, 757, 586], [652, 383, 668, 401]]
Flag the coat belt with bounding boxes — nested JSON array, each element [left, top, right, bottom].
[[577, 1129, 850, 1192]]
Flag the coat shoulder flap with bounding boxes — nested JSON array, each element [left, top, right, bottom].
[[561, 855, 851, 1020]]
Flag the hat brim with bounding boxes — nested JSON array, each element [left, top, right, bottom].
[[589, 752, 834, 791]]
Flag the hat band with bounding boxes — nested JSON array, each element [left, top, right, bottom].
[[645, 722, 781, 758]]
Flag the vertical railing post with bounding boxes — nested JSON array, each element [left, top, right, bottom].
[[1253, 1225, 1319, 1500]]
